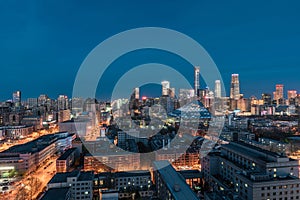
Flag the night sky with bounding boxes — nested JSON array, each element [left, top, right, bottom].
[[1, 1, 300, 101]]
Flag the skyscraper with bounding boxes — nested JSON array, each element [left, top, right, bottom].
[[287, 90, 297, 100], [194, 66, 200, 96], [230, 74, 240, 100], [274, 84, 284, 105], [214, 80, 221, 98], [57, 95, 68, 110], [134, 87, 139, 100], [262, 93, 272, 106], [287, 90, 297, 105], [161, 81, 170, 96], [169, 88, 175, 98], [38, 94, 48, 106], [27, 98, 38, 108], [12, 90, 21, 107]]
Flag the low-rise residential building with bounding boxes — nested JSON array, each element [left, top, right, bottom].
[[47, 170, 94, 200]]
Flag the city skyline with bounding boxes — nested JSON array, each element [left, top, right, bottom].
[[1, 1, 300, 100], [1, 2, 300, 200], [2, 73, 299, 102]]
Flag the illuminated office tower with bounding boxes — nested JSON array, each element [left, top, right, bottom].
[[287, 90, 297, 105], [273, 84, 284, 105], [274, 84, 284, 100], [194, 66, 200, 96], [134, 87, 140, 99], [288, 90, 297, 100], [230, 74, 240, 100], [214, 80, 221, 98], [161, 81, 170, 96], [12, 90, 21, 107]]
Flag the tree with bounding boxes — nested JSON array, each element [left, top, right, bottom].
[[27, 176, 42, 199], [15, 186, 29, 200]]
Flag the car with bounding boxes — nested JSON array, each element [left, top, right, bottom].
[[1, 183, 8, 186], [2, 186, 8, 191]]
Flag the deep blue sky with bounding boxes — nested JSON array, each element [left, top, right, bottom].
[[1, 1, 300, 101]]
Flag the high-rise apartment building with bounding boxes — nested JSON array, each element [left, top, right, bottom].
[[194, 66, 200, 96], [230, 74, 240, 100], [215, 80, 221, 98]]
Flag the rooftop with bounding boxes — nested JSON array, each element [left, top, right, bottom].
[[0, 132, 72, 154], [153, 160, 198, 200], [178, 170, 203, 179], [114, 170, 150, 178], [57, 148, 77, 160], [48, 171, 94, 184], [222, 141, 290, 163], [40, 187, 70, 200]]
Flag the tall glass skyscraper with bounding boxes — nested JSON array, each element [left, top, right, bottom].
[[215, 80, 221, 98], [230, 74, 240, 100], [194, 66, 200, 96]]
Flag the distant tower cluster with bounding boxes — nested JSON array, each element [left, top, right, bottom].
[[214, 80, 221, 98], [194, 66, 200, 97], [230, 74, 240, 100]]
